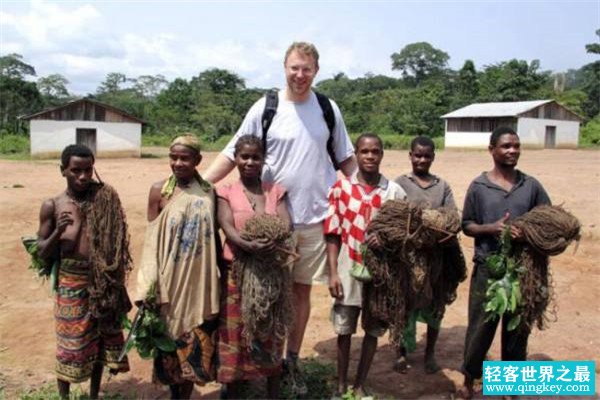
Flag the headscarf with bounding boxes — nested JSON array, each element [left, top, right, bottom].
[[170, 134, 201, 154], [161, 134, 211, 199]]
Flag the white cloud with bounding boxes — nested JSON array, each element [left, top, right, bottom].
[[1, 0, 101, 50]]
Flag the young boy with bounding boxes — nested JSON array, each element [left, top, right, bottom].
[[324, 133, 406, 397], [395, 135, 458, 374], [36, 144, 131, 399]]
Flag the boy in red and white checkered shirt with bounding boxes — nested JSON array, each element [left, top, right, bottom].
[[324, 133, 406, 397]]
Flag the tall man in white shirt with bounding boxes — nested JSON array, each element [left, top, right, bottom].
[[205, 41, 356, 394]]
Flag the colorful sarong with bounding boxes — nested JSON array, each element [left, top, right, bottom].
[[217, 269, 282, 383], [55, 259, 129, 383], [153, 320, 218, 385]]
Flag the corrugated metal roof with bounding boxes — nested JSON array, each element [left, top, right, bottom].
[[441, 100, 553, 118]]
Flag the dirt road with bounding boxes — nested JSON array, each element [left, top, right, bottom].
[[1, 149, 598, 398]]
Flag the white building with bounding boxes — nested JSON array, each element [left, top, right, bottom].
[[22, 98, 144, 158], [442, 100, 582, 149]]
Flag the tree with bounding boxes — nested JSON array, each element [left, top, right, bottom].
[[391, 42, 450, 85], [133, 74, 168, 99], [454, 60, 479, 107], [0, 53, 36, 79], [585, 29, 600, 54], [191, 68, 245, 93], [37, 74, 70, 107], [97, 72, 129, 94], [478, 59, 550, 102], [0, 54, 42, 134], [580, 29, 600, 119]]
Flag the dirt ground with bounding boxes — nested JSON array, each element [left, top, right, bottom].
[[1, 149, 598, 399]]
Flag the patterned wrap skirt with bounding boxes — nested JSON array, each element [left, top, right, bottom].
[[153, 319, 218, 386], [55, 259, 129, 383], [216, 268, 282, 383]]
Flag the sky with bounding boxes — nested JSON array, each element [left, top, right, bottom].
[[1, 0, 598, 95]]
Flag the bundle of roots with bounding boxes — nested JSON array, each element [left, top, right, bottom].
[[232, 214, 294, 351], [363, 200, 465, 347], [512, 205, 581, 330], [80, 182, 133, 330]]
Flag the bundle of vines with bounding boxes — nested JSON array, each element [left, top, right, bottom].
[[232, 214, 295, 354], [363, 200, 465, 347], [485, 205, 581, 331]]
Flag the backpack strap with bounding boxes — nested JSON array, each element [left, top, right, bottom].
[[261, 90, 279, 156], [315, 91, 339, 170], [261, 90, 340, 170]]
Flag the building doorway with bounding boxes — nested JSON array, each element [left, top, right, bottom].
[[544, 126, 556, 149], [76, 128, 97, 154]]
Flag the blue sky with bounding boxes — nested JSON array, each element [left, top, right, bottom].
[[1, 0, 598, 94]]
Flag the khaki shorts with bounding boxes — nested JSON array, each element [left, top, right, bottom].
[[330, 304, 388, 338], [290, 223, 328, 285]]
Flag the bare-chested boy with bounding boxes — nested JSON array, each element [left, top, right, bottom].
[[36, 144, 131, 399]]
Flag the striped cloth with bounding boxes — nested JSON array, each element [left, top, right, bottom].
[[55, 259, 129, 383]]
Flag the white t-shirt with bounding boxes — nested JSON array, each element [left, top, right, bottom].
[[222, 90, 354, 226]]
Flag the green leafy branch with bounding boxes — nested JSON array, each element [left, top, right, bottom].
[[483, 226, 526, 331], [122, 282, 176, 359]]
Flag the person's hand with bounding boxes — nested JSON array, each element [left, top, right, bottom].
[[56, 211, 74, 234], [490, 212, 510, 236], [242, 238, 275, 253], [509, 225, 523, 241], [365, 232, 381, 250], [328, 273, 344, 299]]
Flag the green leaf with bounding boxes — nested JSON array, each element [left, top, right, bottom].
[[507, 315, 521, 331], [153, 335, 177, 352], [497, 287, 508, 315]]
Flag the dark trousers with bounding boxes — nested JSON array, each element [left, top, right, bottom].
[[461, 262, 530, 380]]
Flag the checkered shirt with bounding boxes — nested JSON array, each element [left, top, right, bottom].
[[325, 173, 406, 267]]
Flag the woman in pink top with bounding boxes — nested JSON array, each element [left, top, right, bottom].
[[216, 135, 290, 399]]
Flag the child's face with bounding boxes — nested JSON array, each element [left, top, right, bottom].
[[356, 137, 383, 175], [409, 144, 434, 175], [235, 143, 263, 180]]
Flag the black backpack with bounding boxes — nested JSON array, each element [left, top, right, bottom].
[[261, 90, 339, 170]]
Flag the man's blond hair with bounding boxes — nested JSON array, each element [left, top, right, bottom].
[[284, 42, 320, 68]]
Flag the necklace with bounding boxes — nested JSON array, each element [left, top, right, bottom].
[[242, 188, 257, 211]]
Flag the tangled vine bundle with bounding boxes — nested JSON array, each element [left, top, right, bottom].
[[363, 200, 465, 347], [233, 214, 294, 351], [80, 182, 133, 329], [511, 205, 581, 330]]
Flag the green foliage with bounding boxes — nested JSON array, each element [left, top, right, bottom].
[[484, 227, 525, 331], [478, 59, 551, 102], [0, 54, 44, 134], [579, 61, 600, 119], [0, 134, 29, 156], [0, 53, 36, 79], [123, 283, 176, 360], [391, 42, 450, 85], [579, 115, 600, 147]]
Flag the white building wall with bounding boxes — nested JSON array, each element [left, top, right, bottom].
[[30, 120, 141, 157], [517, 118, 579, 148], [445, 118, 580, 149], [445, 131, 491, 148]]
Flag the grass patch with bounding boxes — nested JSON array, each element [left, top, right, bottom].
[[0, 134, 30, 159]]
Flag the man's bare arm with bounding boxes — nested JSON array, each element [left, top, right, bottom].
[[338, 155, 357, 177], [37, 199, 70, 259], [203, 154, 236, 184]]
